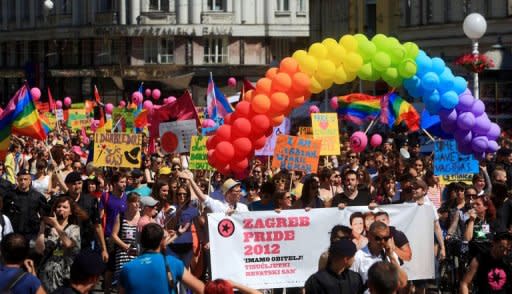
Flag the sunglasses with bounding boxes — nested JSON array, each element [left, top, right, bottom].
[[465, 193, 477, 198], [374, 235, 391, 242], [348, 155, 357, 159]]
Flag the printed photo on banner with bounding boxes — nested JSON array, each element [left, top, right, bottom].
[[433, 139, 479, 176], [93, 133, 142, 168], [311, 113, 341, 155], [271, 135, 322, 174], [159, 119, 198, 154], [208, 204, 435, 289], [189, 135, 213, 170], [255, 118, 291, 156]]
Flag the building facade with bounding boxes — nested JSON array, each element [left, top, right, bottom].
[[0, 0, 310, 105]]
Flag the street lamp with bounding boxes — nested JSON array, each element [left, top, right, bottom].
[[463, 13, 487, 99]]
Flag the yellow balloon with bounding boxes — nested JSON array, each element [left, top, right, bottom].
[[339, 35, 358, 52], [308, 43, 328, 59], [292, 49, 308, 61], [318, 77, 333, 89], [333, 65, 347, 85], [298, 55, 318, 76], [316, 60, 336, 80], [309, 77, 323, 94], [345, 70, 358, 82], [343, 52, 363, 72], [322, 38, 339, 50]]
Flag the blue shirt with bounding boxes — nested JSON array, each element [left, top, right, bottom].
[[0, 265, 42, 294], [120, 252, 185, 294], [173, 205, 199, 244]]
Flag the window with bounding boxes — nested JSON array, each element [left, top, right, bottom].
[[276, 0, 290, 11], [62, 0, 72, 14], [23, 0, 31, 20], [208, 0, 226, 11], [149, 0, 170, 11], [204, 37, 228, 64], [297, 0, 306, 12], [144, 37, 174, 64], [97, 0, 114, 12]]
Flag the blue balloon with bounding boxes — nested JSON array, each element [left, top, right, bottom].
[[431, 57, 446, 74], [408, 87, 424, 99], [415, 53, 432, 77], [440, 91, 459, 110], [421, 72, 440, 91], [438, 68, 455, 93], [452, 77, 468, 94], [424, 90, 441, 114]]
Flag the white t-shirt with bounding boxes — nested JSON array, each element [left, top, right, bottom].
[[351, 245, 400, 286], [32, 175, 51, 195], [0, 215, 14, 242], [204, 195, 249, 213]]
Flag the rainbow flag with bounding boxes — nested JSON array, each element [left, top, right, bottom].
[[0, 84, 48, 158], [381, 93, 420, 131], [337, 93, 381, 125]]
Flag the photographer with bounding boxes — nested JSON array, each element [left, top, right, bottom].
[[0, 233, 45, 293]]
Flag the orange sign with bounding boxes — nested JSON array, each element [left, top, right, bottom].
[[272, 135, 322, 174]]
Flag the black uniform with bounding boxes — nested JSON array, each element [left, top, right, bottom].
[[3, 188, 48, 237]]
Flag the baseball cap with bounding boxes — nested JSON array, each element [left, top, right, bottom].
[[384, 138, 394, 145], [329, 238, 357, 258], [131, 169, 143, 178], [221, 178, 240, 194], [140, 196, 159, 208], [70, 250, 107, 280], [159, 166, 171, 176], [17, 169, 31, 177], [65, 172, 83, 184]]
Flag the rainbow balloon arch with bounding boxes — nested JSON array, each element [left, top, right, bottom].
[[206, 34, 501, 178]]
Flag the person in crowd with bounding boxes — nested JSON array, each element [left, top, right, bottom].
[[0, 196, 14, 242], [4, 142, 23, 184], [241, 179, 261, 205], [249, 182, 275, 211], [32, 160, 54, 200], [83, 175, 101, 198], [137, 196, 160, 232], [464, 195, 503, 245], [494, 148, 512, 188], [305, 238, 364, 293], [472, 173, 491, 197], [52, 249, 107, 294], [350, 212, 368, 249], [318, 225, 353, 271], [424, 170, 442, 209], [318, 168, 335, 207], [412, 158, 425, 178], [330, 170, 343, 195], [333, 170, 375, 208], [3, 169, 49, 240], [111, 193, 141, 281], [204, 279, 261, 294], [119, 223, 204, 294], [491, 182, 509, 219], [460, 231, 512, 294], [273, 191, 293, 212], [249, 165, 264, 188], [145, 155, 163, 185], [374, 211, 412, 262], [152, 180, 176, 228], [367, 261, 401, 294], [272, 171, 290, 193], [293, 174, 323, 209], [209, 171, 226, 202], [375, 172, 397, 205], [127, 169, 152, 196], [35, 196, 84, 292], [357, 167, 376, 196], [341, 150, 362, 172], [491, 166, 508, 185], [0, 233, 45, 294]]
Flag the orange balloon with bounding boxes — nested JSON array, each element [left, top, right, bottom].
[[243, 89, 254, 102], [269, 92, 290, 113], [272, 72, 292, 93], [271, 115, 285, 126], [291, 95, 306, 107], [251, 94, 271, 114], [256, 78, 272, 95], [265, 68, 278, 80], [279, 57, 299, 75], [291, 72, 311, 92]]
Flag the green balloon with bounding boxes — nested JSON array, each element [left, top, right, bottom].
[[354, 34, 369, 43], [357, 63, 373, 80], [371, 52, 391, 72], [358, 40, 377, 62], [371, 34, 388, 50], [389, 45, 406, 66], [403, 42, 419, 59], [398, 58, 417, 78], [382, 67, 399, 81]]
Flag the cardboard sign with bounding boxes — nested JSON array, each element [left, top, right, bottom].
[[112, 108, 135, 132], [159, 120, 198, 154], [93, 133, 142, 168], [189, 136, 213, 170], [311, 113, 340, 155], [67, 109, 88, 130], [433, 140, 479, 176], [271, 135, 322, 174], [439, 174, 474, 185], [55, 109, 64, 121], [255, 118, 291, 156]]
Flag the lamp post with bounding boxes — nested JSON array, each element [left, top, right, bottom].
[[463, 13, 487, 99]]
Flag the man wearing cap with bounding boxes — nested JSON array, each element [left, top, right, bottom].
[[305, 238, 364, 293], [460, 231, 512, 294], [127, 169, 152, 197], [2, 169, 48, 239], [62, 172, 109, 262], [52, 249, 107, 294], [137, 196, 160, 232], [179, 172, 248, 213]]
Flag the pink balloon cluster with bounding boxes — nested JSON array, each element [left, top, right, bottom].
[[30, 87, 41, 101], [64, 97, 72, 107], [105, 103, 114, 114]]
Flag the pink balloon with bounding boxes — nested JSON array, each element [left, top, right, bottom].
[[105, 103, 114, 114], [329, 97, 338, 110], [82, 137, 90, 145], [350, 131, 368, 153], [168, 96, 177, 103], [30, 87, 41, 101], [370, 134, 382, 148], [143, 100, 154, 111], [227, 77, 237, 87], [132, 92, 143, 104], [309, 105, 320, 114], [202, 119, 216, 128], [56, 100, 63, 109], [144, 88, 152, 97], [152, 89, 161, 100], [119, 100, 126, 108], [64, 97, 72, 107]]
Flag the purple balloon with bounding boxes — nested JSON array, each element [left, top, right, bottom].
[[472, 136, 489, 153], [457, 142, 473, 155], [487, 140, 499, 153], [454, 130, 473, 145], [473, 152, 486, 161], [472, 114, 491, 135], [486, 123, 501, 141], [456, 93, 474, 113], [470, 99, 485, 117], [441, 120, 457, 133], [439, 108, 458, 122], [457, 112, 476, 131]]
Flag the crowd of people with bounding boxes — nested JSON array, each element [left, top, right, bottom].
[[0, 124, 511, 294]]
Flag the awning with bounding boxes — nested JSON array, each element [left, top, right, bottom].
[[0, 70, 25, 78], [157, 72, 195, 90]]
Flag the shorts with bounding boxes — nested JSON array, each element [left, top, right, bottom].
[[106, 237, 117, 271]]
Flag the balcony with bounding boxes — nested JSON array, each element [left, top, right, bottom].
[[139, 12, 176, 25], [201, 12, 234, 24]]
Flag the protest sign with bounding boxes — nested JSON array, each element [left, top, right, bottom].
[[255, 118, 291, 156], [208, 204, 435, 289], [297, 126, 312, 137], [271, 135, 321, 174], [67, 109, 89, 130], [439, 174, 473, 185], [93, 133, 142, 168], [159, 119, 197, 154], [55, 109, 64, 121], [112, 108, 135, 132], [35, 101, 50, 113], [189, 135, 213, 170], [433, 140, 479, 176], [311, 113, 341, 155]]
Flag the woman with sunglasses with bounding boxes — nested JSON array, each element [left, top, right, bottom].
[[293, 174, 323, 209], [273, 191, 293, 211]]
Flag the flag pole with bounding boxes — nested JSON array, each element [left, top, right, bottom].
[[422, 128, 436, 143]]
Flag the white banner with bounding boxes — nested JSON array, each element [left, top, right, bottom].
[[159, 120, 197, 154], [208, 204, 435, 289]]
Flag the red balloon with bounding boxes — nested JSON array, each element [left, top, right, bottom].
[[264, 127, 274, 137], [251, 115, 271, 135], [217, 164, 231, 176], [232, 118, 252, 138], [215, 141, 235, 163], [232, 137, 253, 159], [207, 150, 220, 168], [216, 125, 232, 142], [235, 101, 252, 118], [253, 135, 267, 150], [223, 113, 233, 125], [233, 170, 249, 180], [206, 136, 219, 150], [231, 158, 249, 174]]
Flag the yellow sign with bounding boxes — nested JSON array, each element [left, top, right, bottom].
[[67, 109, 88, 131], [93, 133, 142, 168], [439, 174, 474, 185], [311, 113, 340, 155], [189, 136, 213, 170]]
